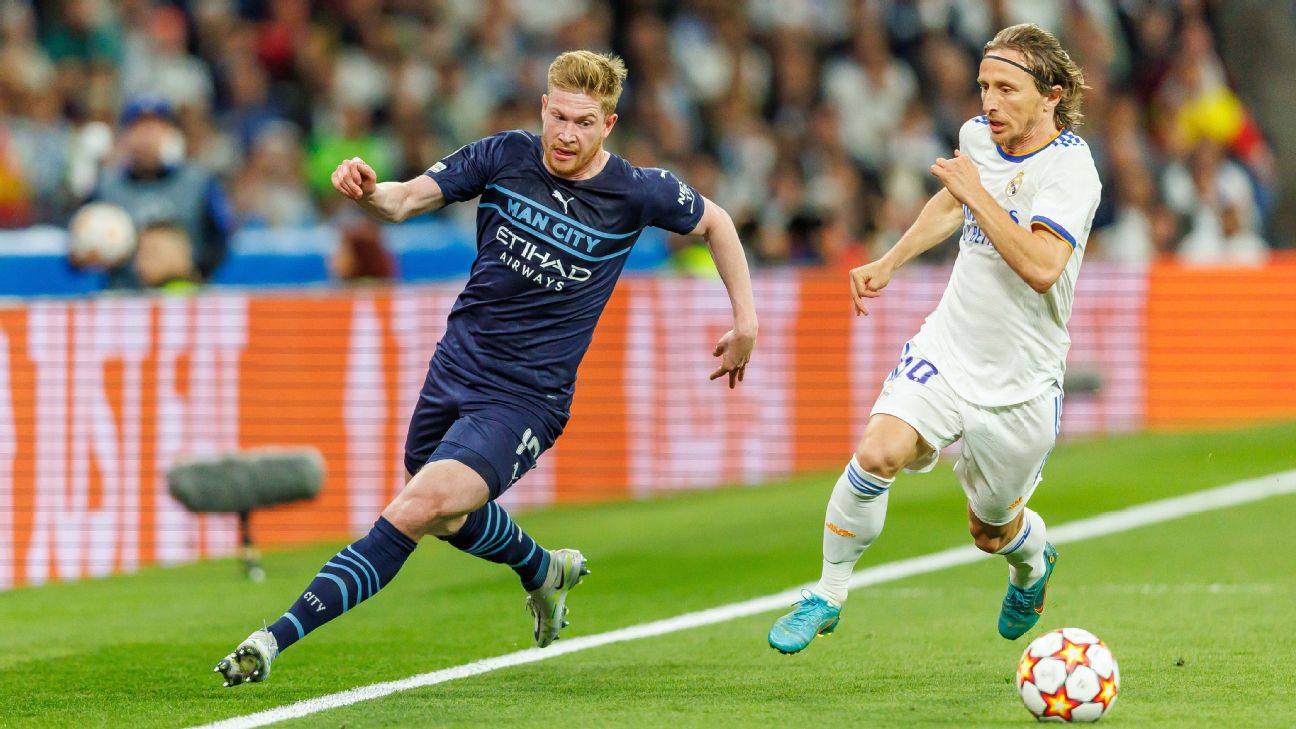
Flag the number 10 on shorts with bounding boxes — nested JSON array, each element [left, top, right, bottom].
[[890, 356, 939, 385]]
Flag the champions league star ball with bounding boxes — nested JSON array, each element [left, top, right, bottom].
[[1016, 628, 1120, 723], [69, 202, 137, 268]]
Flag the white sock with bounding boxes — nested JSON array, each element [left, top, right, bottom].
[[814, 458, 892, 606], [997, 508, 1047, 588]]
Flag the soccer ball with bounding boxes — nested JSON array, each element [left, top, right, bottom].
[[1017, 627, 1119, 723], [69, 202, 137, 268]]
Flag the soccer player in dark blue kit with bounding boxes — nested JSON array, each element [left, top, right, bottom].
[[215, 50, 758, 686]]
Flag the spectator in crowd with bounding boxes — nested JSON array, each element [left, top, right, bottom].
[[668, 3, 770, 110], [1156, 15, 1270, 172], [38, 0, 121, 69], [624, 12, 703, 160], [215, 51, 287, 154], [306, 103, 395, 209], [0, 1, 66, 225], [177, 98, 239, 179], [918, 34, 982, 148], [1094, 165, 1177, 265], [132, 221, 199, 292], [329, 220, 395, 284], [0, 125, 32, 228], [92, 96, 231, 284], [1163, 141, 1268, 265], [822, 20, 917, 175], [709, 95, 776, 240], [120, 4, 213, 112], [231, 120, 316, 228]]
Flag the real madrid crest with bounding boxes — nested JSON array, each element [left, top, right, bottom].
[[1005, 170, 1024, 197]]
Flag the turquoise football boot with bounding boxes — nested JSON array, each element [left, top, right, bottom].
[[998, 542, 1058, 640], [768, 590, 841, 654]]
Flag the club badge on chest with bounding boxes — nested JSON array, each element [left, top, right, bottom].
[[1006, 170, 1025, 198]]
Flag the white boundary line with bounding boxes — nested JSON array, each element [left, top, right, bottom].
[[191, 470, 1296, 729]]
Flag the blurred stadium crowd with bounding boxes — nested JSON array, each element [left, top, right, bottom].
[[0, 0, 1283, 289]]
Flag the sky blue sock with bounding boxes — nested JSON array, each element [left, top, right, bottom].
[[448, 502, 551, 591], [268, 516, 417, 652]]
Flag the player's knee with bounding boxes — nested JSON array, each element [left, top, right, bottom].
[[968, 520, 1011, 553], [968, 521, 998, 552], [852, 446, 905, 480], [385, 482, 471, 536]]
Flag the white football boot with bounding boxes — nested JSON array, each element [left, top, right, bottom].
[[525, 548, 589, 648], [214, 628, 278, 687]]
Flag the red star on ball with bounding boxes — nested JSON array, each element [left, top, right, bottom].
[[1057, 637, 1090, 672], [1096, 674, 1119, 709], [1017, 652, 1041, 687], [1040, 685, 1084, 721]]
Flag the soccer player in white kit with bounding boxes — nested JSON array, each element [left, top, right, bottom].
[[769, 24, 1101, 654]]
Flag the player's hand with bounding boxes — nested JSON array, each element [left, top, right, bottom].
[[332, 157, 378, 201], [710, 327, 756, 389], [849, 260, 893, 316], [930, 150, 981, 205]]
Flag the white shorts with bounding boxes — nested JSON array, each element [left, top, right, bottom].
[[870, 343, 1062, 526]]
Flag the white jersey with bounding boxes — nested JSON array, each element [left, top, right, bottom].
[[911, 116, 1102, 407]]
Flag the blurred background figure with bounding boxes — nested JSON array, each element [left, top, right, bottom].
[[329, 219, 395, 284], [39, 0, 122, 71], [91, 95, 231, 286], [120, 4, 212, 112], [132, 220, 200, 291], [1163, 141, 1268, 265], [231, 120, 316, 229]]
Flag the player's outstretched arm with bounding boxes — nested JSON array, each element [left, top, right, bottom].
[[931, 151, 1071, 293], [331, 157, 448, 223], [850, 188, 963, 316], [691, 196, 758, 389]]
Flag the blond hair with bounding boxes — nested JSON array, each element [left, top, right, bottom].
[[985, 24, 1087, 129], [547, 50, 628, 117]]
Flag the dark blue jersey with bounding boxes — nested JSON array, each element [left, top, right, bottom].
[[424, 130, 703, 414]]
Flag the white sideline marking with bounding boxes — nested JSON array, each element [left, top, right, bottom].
[[192, 470, 1296, 729]]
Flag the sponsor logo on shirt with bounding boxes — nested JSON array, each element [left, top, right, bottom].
[[677, 181, 695, 211], [495, 225, 592, 292], [961, 205, 993, 248]]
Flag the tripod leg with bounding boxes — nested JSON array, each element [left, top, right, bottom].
[[238, 510, 266, 583]]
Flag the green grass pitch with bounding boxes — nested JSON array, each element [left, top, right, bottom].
[[2, 422, 1294, 728]]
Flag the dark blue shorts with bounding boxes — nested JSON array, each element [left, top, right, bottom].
[[403, 357, 566, 499]]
